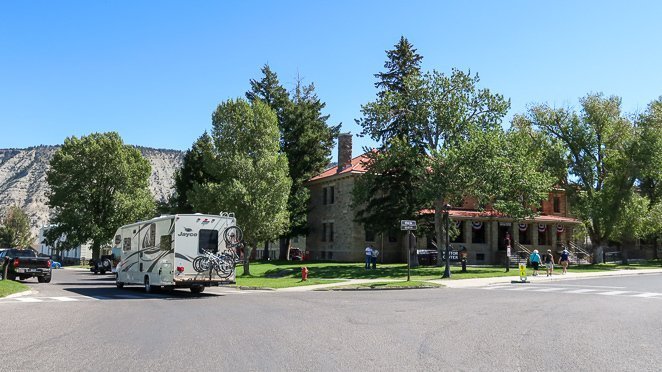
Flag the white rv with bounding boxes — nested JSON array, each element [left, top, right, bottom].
[[112, 213, 240, 293]]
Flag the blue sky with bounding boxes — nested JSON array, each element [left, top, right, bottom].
[[1, 1, 661, 160]]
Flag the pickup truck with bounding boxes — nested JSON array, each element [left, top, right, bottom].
[[0, 249, 52, 283]]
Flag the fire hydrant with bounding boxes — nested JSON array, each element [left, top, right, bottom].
[[301, 266, 309, 281]]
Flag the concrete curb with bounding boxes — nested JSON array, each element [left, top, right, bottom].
[[5, 289, 34, 299], [320, 285, 442, 291]]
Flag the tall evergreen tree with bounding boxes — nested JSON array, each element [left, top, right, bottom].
[[354, 37, 428, 235], [282, 79, 340, 238], [172, 132, 215, 213], [358, 37, 427, 150], [247, 67, 339, 259]]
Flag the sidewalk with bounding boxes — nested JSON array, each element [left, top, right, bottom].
[[273, 268, 662, 292], [427, 268, 662, 288]]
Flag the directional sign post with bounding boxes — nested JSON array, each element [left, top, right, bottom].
[[400, 220, 417, 231], [401, 220, 416, 281]]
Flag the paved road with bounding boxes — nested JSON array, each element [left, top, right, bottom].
[[2, 269, 661, 371]]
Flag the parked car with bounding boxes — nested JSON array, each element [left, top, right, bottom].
[[51, 260, 62, 269], [89, 255, 113, 274], [289, 248, 303, 261], [0, 248, 52, 282]]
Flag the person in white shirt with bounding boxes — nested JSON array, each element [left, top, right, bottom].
[[371, 248, 380, 269], [364, 245, 373, 270]]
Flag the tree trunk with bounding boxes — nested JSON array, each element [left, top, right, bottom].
[[279, 237, 289, 260], [653, 237, 659, 261], [263, 241, 269, 261], [434, 199, 444, 267], [243, 244, 252, 276], [92, 242, 101, 260]]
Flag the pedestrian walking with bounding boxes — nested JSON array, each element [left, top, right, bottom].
[[364, 245, 373, 270], [558, 249, 570, 274], [371, 248, 379, 269], [529, 249, 541, 276], [544, 249, 554, 277]]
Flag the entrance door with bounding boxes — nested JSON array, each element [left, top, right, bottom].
[[498, 225, 511, 251]]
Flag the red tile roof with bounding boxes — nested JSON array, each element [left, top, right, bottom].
[[420, 209, 580, 224], [308, 153, 371, 182]]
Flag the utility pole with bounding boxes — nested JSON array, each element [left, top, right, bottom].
[[442, 204, 452, 278]]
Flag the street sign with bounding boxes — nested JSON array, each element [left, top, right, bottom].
[[519, 262, 527, 281], [441, 250, 459, 261], [400, 220, 417, 230]]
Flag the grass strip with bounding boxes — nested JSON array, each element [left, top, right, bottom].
[[0, 280, 30, 298]]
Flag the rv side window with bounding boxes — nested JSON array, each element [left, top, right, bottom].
[[198, 229, 218, 254], [160, 235, 172, 251], [123, 238, 132, 251]]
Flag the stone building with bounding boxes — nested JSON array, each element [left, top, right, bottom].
[[305, 133, 582, 264]]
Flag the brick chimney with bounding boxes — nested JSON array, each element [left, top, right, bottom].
[[337, 133, 352, 172]]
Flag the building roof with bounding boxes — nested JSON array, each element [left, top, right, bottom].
[[308, 153, 371, 182], [420, 209, 581, 224]]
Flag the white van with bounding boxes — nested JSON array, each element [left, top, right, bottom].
[[112, 213, 240, 293]]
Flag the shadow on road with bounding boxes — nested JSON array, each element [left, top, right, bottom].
[[62, 286, 222, 301]]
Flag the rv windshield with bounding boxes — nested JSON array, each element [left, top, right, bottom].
[[199, 229, 219, 253]]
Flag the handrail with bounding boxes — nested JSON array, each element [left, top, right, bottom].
[[514, 242, 531, 255]]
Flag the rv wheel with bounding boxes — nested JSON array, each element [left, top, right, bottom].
[[190, 285, 205, 294], [144, 276, 152, 293]]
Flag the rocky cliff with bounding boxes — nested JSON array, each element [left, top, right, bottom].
[[0, 146, 183, 240]]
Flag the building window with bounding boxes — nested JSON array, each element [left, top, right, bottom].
[[553, 197, 560, 213], [329, 223, 334, 242], [329, 186, 335, 204], [476, 253, 485, 261], [365, 229, 375, 242], [451, 221, 464, 243], [321, 251, 326, 259], [328, 251, 333, 259], [472, 223, 486, 244], [321, 223, 327, 242], [538, 227, 548, 246], [323, 188, 327, 205]]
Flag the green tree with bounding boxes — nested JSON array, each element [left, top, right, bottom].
[[519, 94, 638, 260], [247, 67, 339, 260], [0, 205, 33, 248], [421, 69, 554, 274], [189, 99, 291, 275], [280, 80, 340, 249], [46, 132, 156, 259], [246, 64, 290, 132], [354, 37, 428, 235], [633, 98, 662, 258], [172, 132, 215, 213]]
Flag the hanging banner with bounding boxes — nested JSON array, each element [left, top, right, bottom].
[[556, 224, 565, 233], [538, 224, 547, 232], [518, 223, 528, 231], [471, 221, 483, 230]]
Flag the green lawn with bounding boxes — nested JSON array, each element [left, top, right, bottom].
[[0, 280, 30, 298], [233, 259, 662, 289]]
